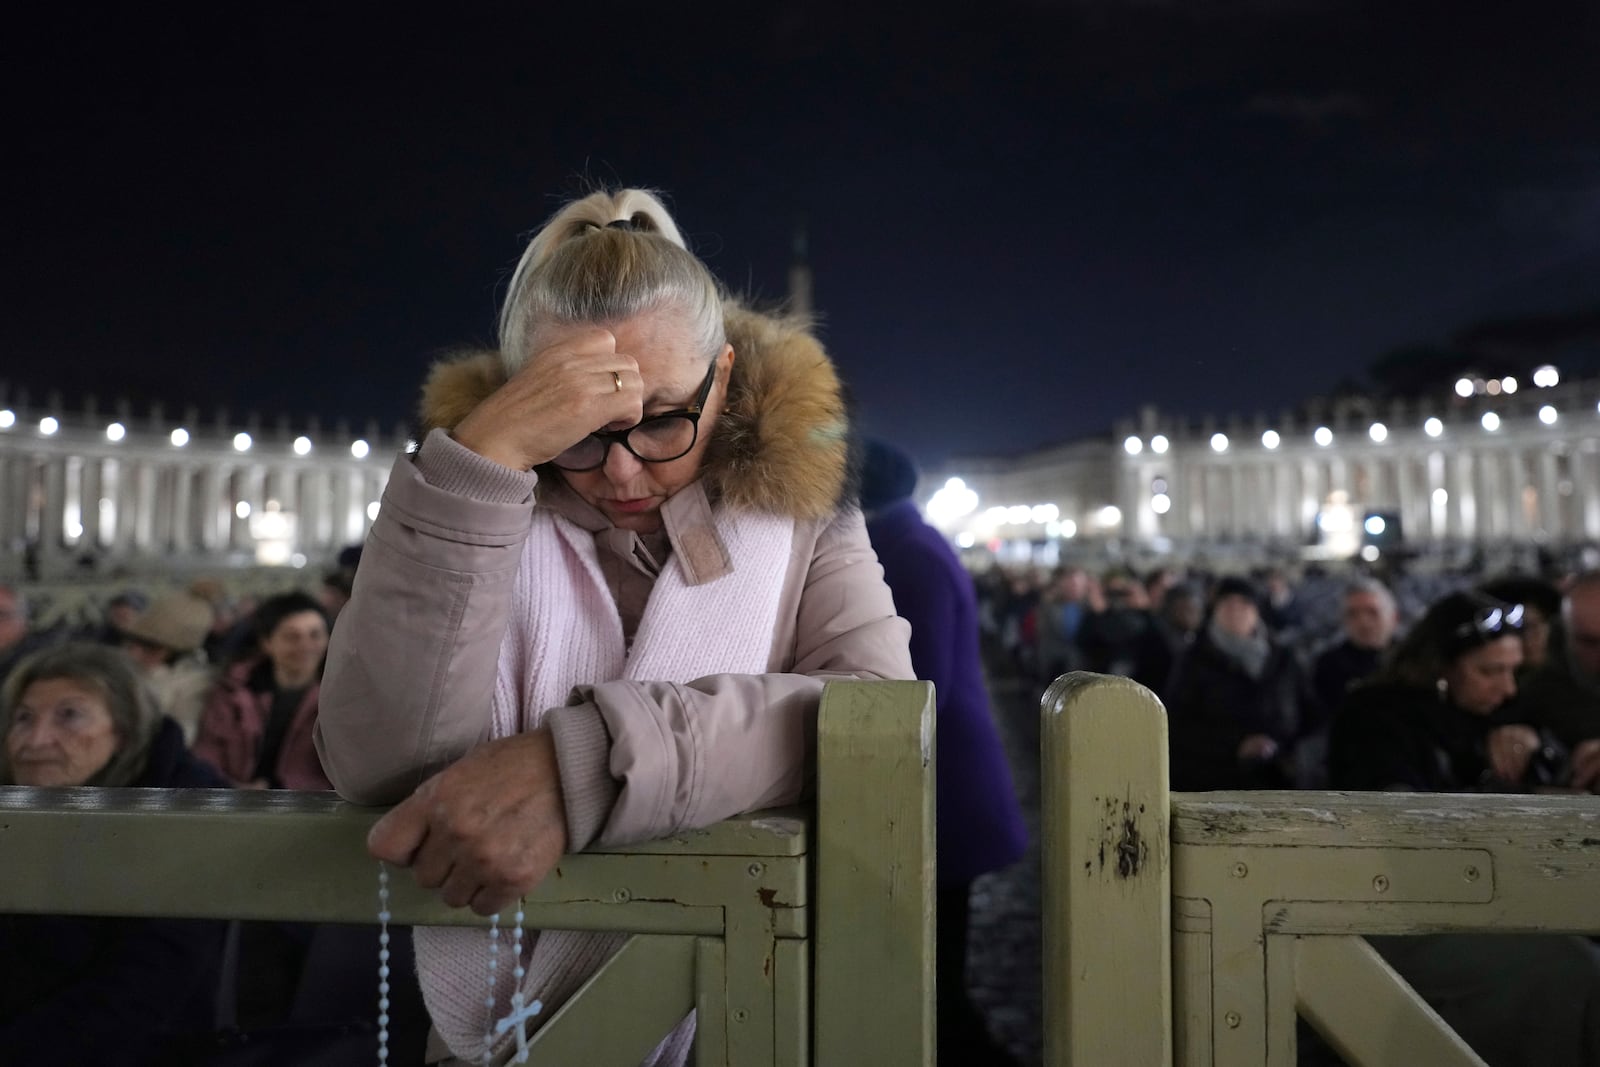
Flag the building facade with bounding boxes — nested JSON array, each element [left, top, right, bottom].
[[0, 393, 403, 580], [927, 373, 1600, 562]]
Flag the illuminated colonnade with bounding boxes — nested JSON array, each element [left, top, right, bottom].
[[0, 399, 402, 578], [926, 374, 1600, 555]]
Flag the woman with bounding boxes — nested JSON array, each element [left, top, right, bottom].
[[1329, 590, 1565, 792], [1329, 591, 1600, 1066], [0, 643, 226, 1066], [316, 188, 913, 1065], [193, 592, 332, 790]]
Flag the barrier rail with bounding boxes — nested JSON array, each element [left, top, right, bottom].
[[0, 679, 935, 1066], [1043, 671, 1600, 1067]]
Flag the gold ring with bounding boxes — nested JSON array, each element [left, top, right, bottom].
[[612, 371, 622, 392]]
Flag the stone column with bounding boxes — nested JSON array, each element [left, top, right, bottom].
[[133, 460, 156, 552], [40, 457, 67, 557], [80, 455, 103, 550], [197, 464, 224, 553], [1578, 446, 1600, 540], [0, 456, 20, 555], [115, 458, 140, 555], [1452, 451, 1475, 540], [1532, 449, 1556, 539], [169, 463, 192, 553]]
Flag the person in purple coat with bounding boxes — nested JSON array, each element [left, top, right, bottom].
[[859, 438, 1028, 1065]]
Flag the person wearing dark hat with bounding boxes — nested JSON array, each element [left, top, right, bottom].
[[1164, 575, 1312, 790], [118, 591, 217, 744], [858, 437, 1028, 1066]]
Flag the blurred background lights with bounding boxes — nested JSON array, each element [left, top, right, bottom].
[[1123, 435, 1143, 455], [1151, 493, 1172, 515], [1501, 376, 1518, 394], [925, 478, 980, 527], [1210, 432, 1228, 452], [1150, 434, 1169, 454], [1261, 429, 1280, 449], [170, 428, 190, 447], [0, 409, 14, 429], [1097, 505, 1122, 526], [105, 422, 125, 442], [1006, 505, 1033, 524], [1313, 426, 1333, 447], [1532, 365, 1559, 388], [1364, 515, 1386, 536], [1454, 378, 1474, 397], [350, 439, 370, 459], [367, 501, 381, 521], [1368, 422, 1387, 443], [235, 501, 252, 519], [1424, 417, 1443, 437], [233, 432, 252, 451], [1481, 412, 1500, 431], [39, 417, 59, 435], [1030, 503, 1059, 524], [1360, 545, 1381, 562], [1539, 405, 1558, 425], [293, 436, 313, 455]]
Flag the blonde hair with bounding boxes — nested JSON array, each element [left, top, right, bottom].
[[497, 188, 725, 372]]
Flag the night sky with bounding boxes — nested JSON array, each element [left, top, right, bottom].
[[4, 3, 1597, 469]]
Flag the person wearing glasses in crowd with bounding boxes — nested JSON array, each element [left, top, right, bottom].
[[315, 188, 912, 1065], [1326, 590, 1600, 1065]]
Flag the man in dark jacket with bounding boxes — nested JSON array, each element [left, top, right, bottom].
[[1166, 576, 1312, 790], [859, 439, 1028, 1066]]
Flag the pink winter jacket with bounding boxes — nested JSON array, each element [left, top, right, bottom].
[[194, 658, 333, 791], [315, 305, 915, 853]]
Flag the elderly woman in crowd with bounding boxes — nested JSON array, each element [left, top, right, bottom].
[[316, 187, 912, 1065], [193, 591, 333, 790], [0, 643, 226, 1066], [1329, 591, 1600, 1066]]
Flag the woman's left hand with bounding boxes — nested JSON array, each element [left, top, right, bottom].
[[367, 730, 569, 915]]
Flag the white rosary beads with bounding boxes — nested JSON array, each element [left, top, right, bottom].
[[378, 862, 541, 1067]]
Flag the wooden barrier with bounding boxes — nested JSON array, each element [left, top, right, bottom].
[[0, 679, 935, 1066], [1043, 671, 1600, 1067]]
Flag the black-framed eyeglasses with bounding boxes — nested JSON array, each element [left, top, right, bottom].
[[551, 360, 718, 472], [1452, 602, 1525, 642]]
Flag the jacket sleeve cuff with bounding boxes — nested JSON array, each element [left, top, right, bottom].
[[412, 427, 538, 504], [547, 703, 620, 852]]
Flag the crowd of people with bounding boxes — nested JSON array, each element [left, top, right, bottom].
[[0, 556, 425, 1065], [979, 557, 1600, 1064]]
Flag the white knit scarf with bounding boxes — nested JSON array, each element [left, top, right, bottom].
[[416, 504, 795, 1064]]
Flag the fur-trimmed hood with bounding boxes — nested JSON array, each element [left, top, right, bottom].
[[418, 303, 853, 520]]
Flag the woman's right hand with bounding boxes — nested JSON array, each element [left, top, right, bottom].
[[452, 328, 644, 470]]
